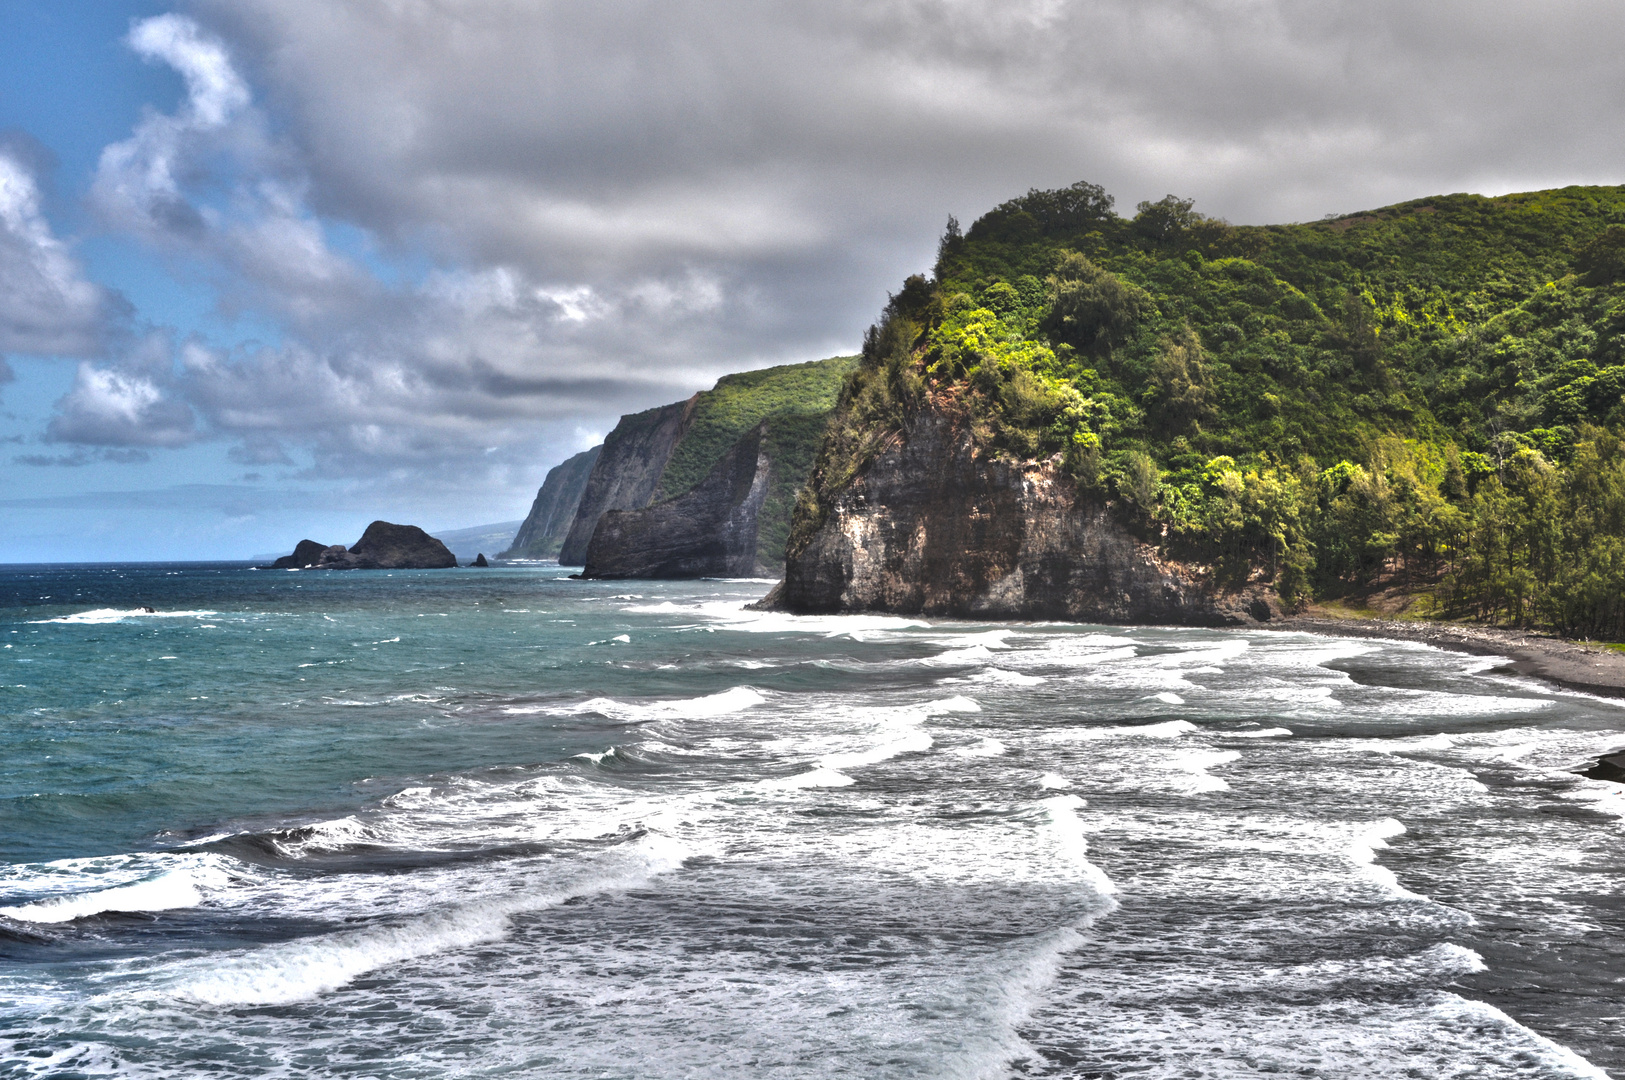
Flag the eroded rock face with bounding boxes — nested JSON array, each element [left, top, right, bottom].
[[582, 424, 772, 579], [774, 412, 1274, 625], [558, 398, 697, 565], [501, 446, 601, 559]]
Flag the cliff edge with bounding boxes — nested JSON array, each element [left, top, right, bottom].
[[771, 409, 1274, 624], [583, 422, 772, 578]]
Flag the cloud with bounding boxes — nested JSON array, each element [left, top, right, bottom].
[[0, 148, 113, 357], [41, 0, 1625, 510], [44, 361, 196, 448]]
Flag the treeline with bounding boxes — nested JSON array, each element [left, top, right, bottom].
[[812, 180, 1625, 639]]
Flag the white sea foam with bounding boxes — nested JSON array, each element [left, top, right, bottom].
[[1224, 726, 1293, 738], [756, 767, 855, 790], [1038, 772, 1072, 790], [964, 667, 1046, 686], [1044, 719, 1198, 742], [164, 835, 689, 1006], [0, 857, 237, 923], [1152, 691, 1185, 704], [820, 728, 933, 771], [30, 608, 217, 625], [1037, 794, 1117, 898], [560, 686, 766, 721], [920, 643, 997, 666], [1349, 818, 1429, 902]]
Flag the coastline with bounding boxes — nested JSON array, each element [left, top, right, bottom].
[[1271, 614, 1625, 701]]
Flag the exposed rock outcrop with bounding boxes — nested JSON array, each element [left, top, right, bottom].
[[472, 553, 489, 567], [272, 539, 329, 569], [558, 398, 697, 564], [582, 423, 772, 579], [266, 522, 457, 570], [771, 410, 1275, 624], [500, 446, 601, 559]]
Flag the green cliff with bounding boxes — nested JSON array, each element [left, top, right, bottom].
[[786, 182, 1625, 637], [558, 354, 857, 572]]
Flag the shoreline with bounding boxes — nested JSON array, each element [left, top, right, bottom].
[[1271, 614, 1625, 701]]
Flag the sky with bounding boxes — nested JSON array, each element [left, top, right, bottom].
[[3, 0, 1625, 562]]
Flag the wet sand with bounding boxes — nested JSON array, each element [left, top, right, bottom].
[[1271, 615, 1625, 700]]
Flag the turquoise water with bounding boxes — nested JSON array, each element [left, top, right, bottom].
[[2, 563, 1624, 1077]]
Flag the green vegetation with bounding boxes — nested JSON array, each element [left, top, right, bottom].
[[800, 181, 1625, 637], [657, 354, 858, 566]]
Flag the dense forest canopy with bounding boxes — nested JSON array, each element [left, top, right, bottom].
[[800, 181, 1625, 637]]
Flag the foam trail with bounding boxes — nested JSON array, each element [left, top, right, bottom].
[[31, 608, 217, 625], [554, 686, 766, 720], [1350, 818, 1429, 902], [1045, 719, 1197, 742], [1435, 996, 1611, 1080], [1038, 772, 1073, 790], [162, 835, 688, 1006], [1, 862, 234, 923], [1037, 794, 1117, 899], [757, 767, 854, 790]]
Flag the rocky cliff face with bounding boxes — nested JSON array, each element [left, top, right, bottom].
[[582, 424, 772, 579], [772, 411, 1275, 625], [501, 446, 601, 559], [558, 398, 696, 564]]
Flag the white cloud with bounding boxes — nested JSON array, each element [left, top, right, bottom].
[[0, 152, 110, 357], [45, 362, 195, 448]]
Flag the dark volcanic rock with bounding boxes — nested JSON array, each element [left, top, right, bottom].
[[271, 538, 330, 569], [472, 553, 489, 567], [268, 524, 456, 570], [583, 423, 772, 579], [501, 446, 601, 559], [772, 410, 1274, 624], [558, 397, 697, 565], [347, 521, 457, 569]]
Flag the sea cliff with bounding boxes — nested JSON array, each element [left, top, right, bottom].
[[768, 407, 1274, 623], [501, 446, 600, 559]]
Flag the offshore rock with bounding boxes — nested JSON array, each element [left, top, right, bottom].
[[501, 446, 601, 559], [582, 424, 772, 579], [271, 539, 329, 569], [472, 553, 490, 567], [772, 411, 1275, 624], [343, 521, 457, 569], [271, 522, 457, 570], [558, 398, 697, 565]]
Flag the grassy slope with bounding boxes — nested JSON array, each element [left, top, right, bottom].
[[655, 355, 859, 564]]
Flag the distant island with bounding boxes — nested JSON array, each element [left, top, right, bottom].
[[269, 521, 457, 569]]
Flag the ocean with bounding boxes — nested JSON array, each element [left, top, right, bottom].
[[1, 561, 1622, 1078]]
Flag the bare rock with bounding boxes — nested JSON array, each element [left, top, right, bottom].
[[773, 410, 1275, 625]]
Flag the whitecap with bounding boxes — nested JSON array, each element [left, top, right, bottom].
[[0, 858, 236, 923], [965, 668, 1046, 686], [30, 608, 217, 625], [756, 767, 855, 790], [1038, 772, 1072, 790], [1349, 818, 1429, 902], [161, 835, 688, 1006], [563, 686, 766, 720], [1044, 719, 1198, 742]]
